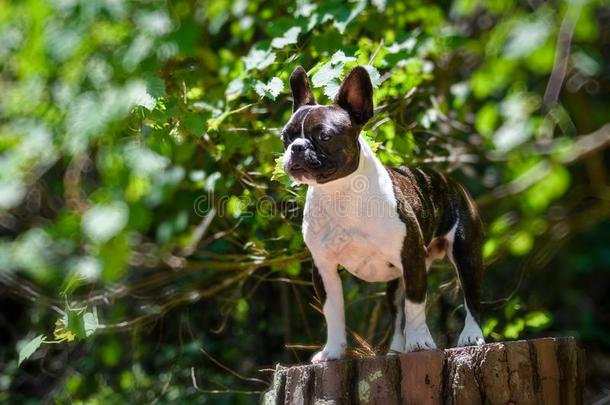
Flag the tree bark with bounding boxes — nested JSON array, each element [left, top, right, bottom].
[[262, 337, 585, 405]]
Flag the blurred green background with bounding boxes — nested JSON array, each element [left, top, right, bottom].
[[1, 0, 609, 403]]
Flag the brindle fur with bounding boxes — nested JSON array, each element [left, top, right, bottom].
[[385, 166, 484, 326]]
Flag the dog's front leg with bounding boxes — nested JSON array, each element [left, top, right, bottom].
[[311, 260, 346, 363], [402, 237, 437, 352]]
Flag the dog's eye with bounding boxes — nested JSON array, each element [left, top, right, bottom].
[[319, 132, 331, 141], [281, 131, 294, 145]]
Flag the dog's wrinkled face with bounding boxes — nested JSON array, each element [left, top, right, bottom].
[[282, 66, 373, 185], [281, 105, 360, 184]]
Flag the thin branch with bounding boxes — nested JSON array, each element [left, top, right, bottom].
[[543, 5, 581, 106], [199, 347, 267, 385], [180, 207, 217, 256], [561, 123, 610, 164], [190, 368, 262, 395], [368, 39, 384, 65]]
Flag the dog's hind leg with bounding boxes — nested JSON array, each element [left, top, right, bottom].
[[447, 219, 485, 347]]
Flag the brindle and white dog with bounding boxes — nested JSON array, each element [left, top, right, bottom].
[[281, 66, 485, 363]]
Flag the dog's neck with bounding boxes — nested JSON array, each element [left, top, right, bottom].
[[308, 136, 386, 196]]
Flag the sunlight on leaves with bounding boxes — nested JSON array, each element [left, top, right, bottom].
[[271, 26, 301, 48], [509, 230, 533, 256], [312, 50, 357, 98], [254, 77, 284, 100], [503, 318, 525, 339], [0, 181, 26, 210], [243, 48, 276, 71], [18, 335, 44, 366], [81, 202, 129, 244], [271, 156, 287, 182], [504, 14, 552, 59], [525, 311, 552, 329]]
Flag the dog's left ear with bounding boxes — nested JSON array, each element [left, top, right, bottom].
[[290, 66, 316, 112], [334, 66, 373, 125]]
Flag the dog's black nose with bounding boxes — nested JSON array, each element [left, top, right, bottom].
[[292, 143, 305, 153]]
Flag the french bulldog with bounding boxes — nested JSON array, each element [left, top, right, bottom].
[[281, 65, 485, 363]]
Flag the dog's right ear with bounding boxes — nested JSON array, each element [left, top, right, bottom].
[[334, 66, 373, 125], [290, 66, 316, 112]]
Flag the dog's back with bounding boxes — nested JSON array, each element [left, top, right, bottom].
[[386, 166, 482, 245]]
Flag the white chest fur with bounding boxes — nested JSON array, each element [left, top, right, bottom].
[[302, 137, 405, 282]]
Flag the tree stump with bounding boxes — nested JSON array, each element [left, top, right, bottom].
[[262, 337, 585, 405]]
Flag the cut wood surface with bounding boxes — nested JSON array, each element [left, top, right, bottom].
[[262, 337, 585, 405]]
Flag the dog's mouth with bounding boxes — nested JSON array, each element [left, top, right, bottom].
[[286, 159, 339, 184], [288, 163, 308, 176], [289, 163, 337, 179]]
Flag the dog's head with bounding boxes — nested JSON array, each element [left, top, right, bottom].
[[281, 66, 373, 185]]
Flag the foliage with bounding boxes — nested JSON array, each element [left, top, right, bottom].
[[0, 0, 609, 402]]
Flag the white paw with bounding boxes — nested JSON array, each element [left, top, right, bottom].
[[387, 335, 405, 355], [457, 315, 485, 347], [311, 344, 345, 363], [457, 330, 485, 347], [404, 327, 437, 352], [386, 350, 400, 356]]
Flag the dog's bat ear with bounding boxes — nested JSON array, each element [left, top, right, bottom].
[[334, 66, 373, 125], [290, 66, 316, 112]]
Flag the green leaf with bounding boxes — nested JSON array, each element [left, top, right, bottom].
[[285, 262, 301, 276], [362, 132, 380, 152], [54, 308, 98, 341], [503, 318, 525, 339], [482, 238, 498, 259], [101, 339, 122, 366], [363, 65, 381, 88], [475, 103, 499, 136], [504, 15, 551, 59], [271, 156, 287, 182], [525, 311, 552, 329], [331, 0, 366, 33], [81, 202, 129, 244], [312, 62, 343, 88], [243, 48, 276, 71], [271, 26, 301, 48], [330, 50, 356, 65], [83, 309, 99, 337], [233, 299, 249, 322], [145, 76, 166, 99], [184, 113, 208, 135], [312, 51, 357, 98], [134, 82, 158, 110], [100, 233, 130, 282], [226, 78, 245, 100], [371, 0, 386, 12], [493, 120, 531, 153], [18, 334, 44, 366], [323, 80, 341, 99], [54, 318, 77, 342], [509, 230, 533, 256], [386, 37, 417, 54], [254, 77, 284, 100], [0, 180, 26, 210], [523, 165, 570, 212], [67, 310, 87, 339], [482, 318, 498, 336]]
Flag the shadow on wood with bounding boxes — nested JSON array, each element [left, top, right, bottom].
[[262, 337, 585, 405]]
